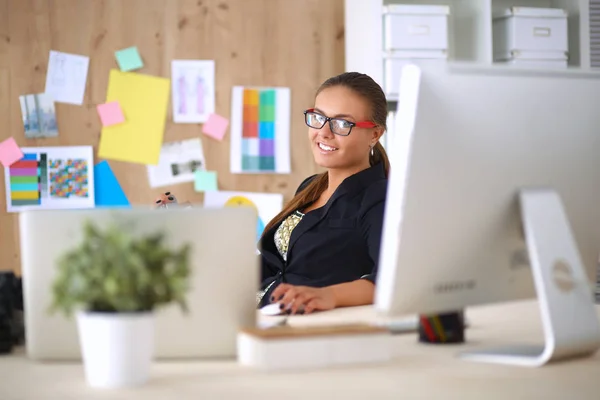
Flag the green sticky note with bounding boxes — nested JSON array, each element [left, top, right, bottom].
[[194, 170, 218, 192], [115, 46, 144, 71]]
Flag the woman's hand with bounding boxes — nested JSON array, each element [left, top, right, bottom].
[[270, 283, 336, 315], [155, 191, 178, 208], [154, 192, 192, 209]]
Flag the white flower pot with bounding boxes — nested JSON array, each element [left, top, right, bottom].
[[76, 311, 155, 389]]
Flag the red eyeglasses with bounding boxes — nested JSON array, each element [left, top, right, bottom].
[[303, 108, 377, 136]]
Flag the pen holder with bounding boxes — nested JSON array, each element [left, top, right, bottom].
[[418, 310, 465, 344]]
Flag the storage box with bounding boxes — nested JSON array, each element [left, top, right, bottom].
[[493, 7, 568, 66], [237, 324, 392, 371], [383, 4, 450, 58]]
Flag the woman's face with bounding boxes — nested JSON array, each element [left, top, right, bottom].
[[308, 86, 379, 171]]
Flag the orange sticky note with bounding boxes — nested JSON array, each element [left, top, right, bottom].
[[202, 113, 229, 141], [97, 101, 125, 127], [0, 137, 24, 167]]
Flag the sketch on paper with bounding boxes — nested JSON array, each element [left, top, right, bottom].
[[4, 146, 95, 212], [230, 86, 291, 174], [204, 191, 284, 243], [19, 93, 58, 138], [51, 53, 67, 86], [147, 138, 206, 188], [171, 60, 215, 124], [44, 50, 90, 105]]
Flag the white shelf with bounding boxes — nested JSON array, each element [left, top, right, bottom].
[[345, 0, 593, 95], [592, 0, 600, 67]]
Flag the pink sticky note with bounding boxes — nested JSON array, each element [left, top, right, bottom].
[[97, 101, 125, 127], [202, 113, 229, 141], [0, 137, 24, 167]]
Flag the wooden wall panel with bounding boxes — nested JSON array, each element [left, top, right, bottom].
[[0, 67, 19, 272], [0, 0, 8, 68], [0, 0, 345, 273]]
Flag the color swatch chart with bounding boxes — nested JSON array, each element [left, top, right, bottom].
[[230, 86, 290, 174], [242, 88, 276, 171], [9, 153, 46, 207], [49, 159, 89, 198], [4, 146, 95, 212]]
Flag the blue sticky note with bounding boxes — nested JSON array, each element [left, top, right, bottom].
[[115, 46, 144, 72], [94, 161, 130, 207], [194, 170, 218, 192]]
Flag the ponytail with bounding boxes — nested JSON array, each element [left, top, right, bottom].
[[370, 141, 390, 177]]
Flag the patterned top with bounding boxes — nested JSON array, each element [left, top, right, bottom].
[[274, 210, 304, 261], [256, 210, 304, 306]]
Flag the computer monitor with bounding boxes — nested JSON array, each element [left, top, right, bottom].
[[375, 63, 600, 367]]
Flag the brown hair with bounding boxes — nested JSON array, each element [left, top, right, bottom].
[[261, 72, 390, 239]]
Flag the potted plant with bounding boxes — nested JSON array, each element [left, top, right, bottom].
[[50, 218, 191, 389]]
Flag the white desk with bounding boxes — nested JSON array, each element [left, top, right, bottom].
[[2, 300, 600, 399]]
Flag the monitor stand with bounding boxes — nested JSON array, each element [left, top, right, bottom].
[[458, 189, 600, 367]]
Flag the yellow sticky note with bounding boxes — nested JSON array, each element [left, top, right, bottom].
[[98, 70, 170, 165]]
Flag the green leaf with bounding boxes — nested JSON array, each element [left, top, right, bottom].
[[49, 216, 192, 316]]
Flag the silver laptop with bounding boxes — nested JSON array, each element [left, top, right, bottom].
[[19, 207, 258, 360]]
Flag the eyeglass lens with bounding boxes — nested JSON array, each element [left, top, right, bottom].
[[305, 112, 353, 136]]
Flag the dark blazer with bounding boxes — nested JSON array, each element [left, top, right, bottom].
[[258, 162, 388, 307]]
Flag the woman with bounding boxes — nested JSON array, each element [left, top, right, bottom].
[[157, 72, 390, 315], [259, 72, 389, 314]]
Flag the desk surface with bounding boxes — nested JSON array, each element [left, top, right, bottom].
[[2, 300, 600, 399]]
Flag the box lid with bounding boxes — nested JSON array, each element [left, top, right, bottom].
[[495, 49, 569, 61], [383, 4, 449, 16], [494, 6, 568, 19]]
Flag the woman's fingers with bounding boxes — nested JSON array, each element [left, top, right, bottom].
[[279, 287, 299, 310], [289, 292, 316, 314], [155, 192, 177, 204], [268, 284, 323, 315], [303, 299, 320, 314], [269, 283, 291, 303]]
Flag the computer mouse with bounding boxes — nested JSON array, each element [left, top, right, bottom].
[[260, 303, 285, 316]]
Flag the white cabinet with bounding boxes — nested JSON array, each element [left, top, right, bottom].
[[591, 0, 600, 68], [345, 0, 593, 99], [383, 4, 450, 96]]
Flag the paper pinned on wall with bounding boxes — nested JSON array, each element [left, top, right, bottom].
[[0, 137, 24, 168], [98, 70, 170, 165], [202, 113, 229, 141], [204, 191, 283, 242], [44, 50, 90, 105], [97, 101, 125, 127], [115, 46, 144, 72], [94, 161, 130, 207], [3, 146, 95, 212], [194, 170, 218, 192], [147, 138, 206, 188], [19, 93, 58, 138], [230, 86, 291, 174], [171, 60, 215, 124]]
